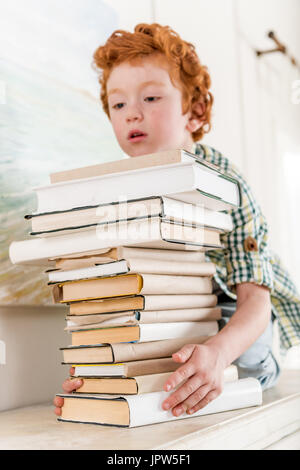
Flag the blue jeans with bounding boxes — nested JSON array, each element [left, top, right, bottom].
[[218, 294, 281, 390]]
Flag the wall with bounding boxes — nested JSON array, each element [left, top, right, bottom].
[[0, 304, 68, 411], [153, 0, 300, 289]]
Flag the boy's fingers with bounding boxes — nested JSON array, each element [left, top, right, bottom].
[[162, 373, 201, 412], [162, 363, 196, 409], [172, 344, 195, 363], [181, 384, 211, 414], [53, 396, 64, 408], [62, 378, 83, 393], [54, 407, 62, 416], [69, 367, 75, 375], [187, 388, 221, 415]]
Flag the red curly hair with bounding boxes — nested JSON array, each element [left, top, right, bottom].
[[93, 23, 213, 142]]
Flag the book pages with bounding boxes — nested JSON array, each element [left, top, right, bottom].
[[143, 294, 217, 310], [140, 274, 213, 295], [138, 322, 218, 342]]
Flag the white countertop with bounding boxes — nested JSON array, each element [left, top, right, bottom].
[[0, 370, 299, 450]]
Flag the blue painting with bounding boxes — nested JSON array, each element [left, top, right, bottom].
[[0, 0, 122, 304]]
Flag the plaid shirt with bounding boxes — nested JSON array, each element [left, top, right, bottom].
[[194, 143, 300, 353]]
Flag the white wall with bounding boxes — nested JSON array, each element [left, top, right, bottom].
[[153, 0, 245, 169], [0, 305, 69, 411], [154, 0, 300, 289]]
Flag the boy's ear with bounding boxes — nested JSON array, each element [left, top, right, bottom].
[[186, 102, 206, 133]]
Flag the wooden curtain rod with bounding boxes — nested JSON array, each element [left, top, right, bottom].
[[256, 31, 299, 69]]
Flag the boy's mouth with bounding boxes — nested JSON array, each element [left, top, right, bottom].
[[128, 129, 148, 142]]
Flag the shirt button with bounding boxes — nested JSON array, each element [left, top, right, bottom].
[[244, 236, 258, 252]]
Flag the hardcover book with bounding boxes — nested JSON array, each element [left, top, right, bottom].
[[52, 273, 213, 303], [57, 378, 262, 427], [69, 321, 219, 347]]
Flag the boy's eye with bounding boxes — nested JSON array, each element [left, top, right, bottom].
[[112, 103, 124, 110], [145, 96, 161, 102]]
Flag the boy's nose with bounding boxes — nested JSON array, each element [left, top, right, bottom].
[[126, 105, 143, 123]]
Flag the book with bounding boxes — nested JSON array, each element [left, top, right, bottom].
[[53, 246, 206, 271], [60, 336, 210, 364], [70, 321, 219, 347], [48, 258, 217, 284], [71, 365, 238, 395], [68, 294, 218, 316], [70, 357, 180, 377], [74, 372, 174, 395], [26, 195, 233, 236], [50, 148, 229, 184], [34, 150, 241, 214], [9, 218, 223, 266], [52, 273, 213, 303], [57, 377, 262, 427], [65, 306, 222, 329], [71, 361, 238, 380]]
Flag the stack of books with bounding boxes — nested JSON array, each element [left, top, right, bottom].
[[9, 149, 263, 427]]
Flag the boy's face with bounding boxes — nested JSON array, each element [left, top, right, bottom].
[[106, 55, 195, 157]]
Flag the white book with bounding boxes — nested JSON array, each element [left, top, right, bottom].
[[57, 378, 262, 427], [9, 217, 223, 266], [34, 158, 241, 214], [48, 258, 217, 283], [27, 195, 233, 236]]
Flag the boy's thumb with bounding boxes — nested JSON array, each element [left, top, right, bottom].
[[172, 344, 195, 363]]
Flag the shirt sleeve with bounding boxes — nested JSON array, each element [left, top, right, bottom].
[[220, 172, 274, 293]]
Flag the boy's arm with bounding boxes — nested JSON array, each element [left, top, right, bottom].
[[162, 282, 272, 416]]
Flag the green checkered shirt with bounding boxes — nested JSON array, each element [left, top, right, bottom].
[[194, 142, 300, 353]]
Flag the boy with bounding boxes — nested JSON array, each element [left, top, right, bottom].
[[54, 23, 300, 418]]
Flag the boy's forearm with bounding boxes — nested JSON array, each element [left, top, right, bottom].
[[205, 283, 272, 369]]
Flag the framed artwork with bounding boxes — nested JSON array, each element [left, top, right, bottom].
[[0, 0, 122, 304]]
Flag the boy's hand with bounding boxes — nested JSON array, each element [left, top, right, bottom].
[[162, 343, 225, 416], [53, 367, 83, 416]]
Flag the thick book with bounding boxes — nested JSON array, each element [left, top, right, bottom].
[[68, 294, 218, 316], [70, 321, 219, 347], [60, 336, 210, 364], [54, 246, 206, 271], [9, 218, 222, 266], [57, 378, 262, 427], [34, 150, 241, 214], [27, 195, 233, 237], [71, 365, 238, 395], [65, 307, 222, 329], [52, 273, 213, 304], [47, 258, 217, 284], [71, 361, 237, 380]]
